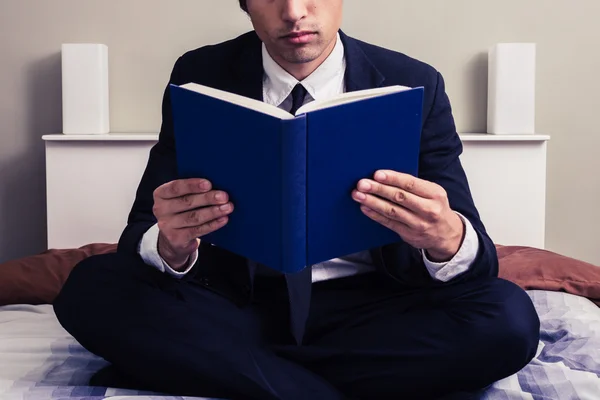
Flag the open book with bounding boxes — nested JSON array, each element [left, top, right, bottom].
[[180, 82, 413, 118], [170, 82, 425, 273]]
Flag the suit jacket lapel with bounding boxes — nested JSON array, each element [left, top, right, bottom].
[[339, 30, 386, 92], [231, 32, 264, 101]]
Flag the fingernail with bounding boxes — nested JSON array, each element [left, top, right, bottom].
[[362, 206, 372, 213], [215, 192, 224, 201], [217, 217, 228, 223], [375, 171, 387, 181], [354, 191, 367, 201], [200, 180, 211, 190], [220, 204, 232, 212], [358, 181, 371, 191]]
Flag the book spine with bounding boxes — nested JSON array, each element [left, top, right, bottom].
[[280, 117, 307, 273]]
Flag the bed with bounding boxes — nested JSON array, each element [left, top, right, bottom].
[[0, 244, 599, 399], [0, 290, 598, 399]]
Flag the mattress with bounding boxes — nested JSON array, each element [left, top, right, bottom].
[[0, 290, 599, 400]]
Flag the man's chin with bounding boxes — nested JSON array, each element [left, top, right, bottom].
[[282, 48, 322, 65]]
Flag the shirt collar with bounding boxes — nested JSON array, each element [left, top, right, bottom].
[[262, 32, 345, 107]]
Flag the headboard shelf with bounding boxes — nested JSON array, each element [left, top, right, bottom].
[[43, 132, 549, 250], [42, 133, 550, 142], [42, 134, 159, 142]]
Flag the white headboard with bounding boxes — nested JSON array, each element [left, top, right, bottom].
[[42, 133, 549, 250]]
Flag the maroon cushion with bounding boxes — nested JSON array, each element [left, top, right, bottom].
[[497, 245, 600, 306], [0, 243, 117, 306]]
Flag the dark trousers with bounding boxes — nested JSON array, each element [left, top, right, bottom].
[[53, 252, 540, 400]]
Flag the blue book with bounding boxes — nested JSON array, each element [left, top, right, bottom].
[[170, 82, 424, 273]]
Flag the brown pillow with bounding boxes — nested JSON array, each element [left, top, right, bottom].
[[0, 243, 598, 307], [0, 243, 117, 306], [497, 245, 600, 306]]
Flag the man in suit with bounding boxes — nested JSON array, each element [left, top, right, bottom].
[[53, 1, 541, 399]]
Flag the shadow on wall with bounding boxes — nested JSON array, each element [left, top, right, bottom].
[[464, 51, 488, 133], [0, 53, 62, 263]]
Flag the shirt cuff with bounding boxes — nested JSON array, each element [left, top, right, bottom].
[[138, 223, 198, 278], [421, 212, 479, 282]]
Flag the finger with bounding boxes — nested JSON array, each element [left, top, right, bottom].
[[373, 170, 443, 200], [155, 179, 213, 200], [168, 202, 234, 229], [352, 191, 421, 228], [356, 179, 425, 214], [360, 205, 407, 234], [361, 206, 424, 246], [158, 190, 229, 216], [179, 216, 230, 243]]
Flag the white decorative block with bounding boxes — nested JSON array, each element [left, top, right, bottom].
[[61, 44, 109, 134], [487, 43, 536, 135]]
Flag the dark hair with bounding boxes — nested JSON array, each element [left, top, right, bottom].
[[239, 0, 248, 12]]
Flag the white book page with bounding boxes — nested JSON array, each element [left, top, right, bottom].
[[295, 85, 413, 115], [180, 82, 294, 120]]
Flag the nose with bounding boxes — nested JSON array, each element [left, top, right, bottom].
[[281, 0, 308, 24]]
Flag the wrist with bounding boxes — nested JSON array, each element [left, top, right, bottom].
[[165, 255, 191, 272], [426, 212, 465, 262], [157, 234, 192, 271]]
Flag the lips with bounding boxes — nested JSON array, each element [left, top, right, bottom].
[[282, 31, 317, 45]]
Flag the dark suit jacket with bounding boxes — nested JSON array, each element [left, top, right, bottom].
[[118, 30, 498, 307]]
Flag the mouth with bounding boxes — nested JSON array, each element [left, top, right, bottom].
[[281, 31, 317, 45]]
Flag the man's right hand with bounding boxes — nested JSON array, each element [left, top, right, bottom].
[[152, 178, 233, 271]]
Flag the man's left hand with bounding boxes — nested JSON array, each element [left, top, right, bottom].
[[352, 170, 465, 262]]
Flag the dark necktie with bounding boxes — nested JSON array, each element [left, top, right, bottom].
[[285, 83, 312, 344], [285, 267, 312, 345], [289, 83, 309, 115]]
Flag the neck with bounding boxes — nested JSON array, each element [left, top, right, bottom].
[[270, 37, 337, 81]]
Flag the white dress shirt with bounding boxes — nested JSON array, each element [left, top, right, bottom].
[[139, 33, 480, 283]]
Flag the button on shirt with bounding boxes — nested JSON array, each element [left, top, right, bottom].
[[138, 33, 480, 283]]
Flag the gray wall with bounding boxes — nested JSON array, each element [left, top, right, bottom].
[[1, 0, 599, 264]]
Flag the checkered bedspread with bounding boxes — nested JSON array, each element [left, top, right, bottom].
[[1, 290, 598, 399]]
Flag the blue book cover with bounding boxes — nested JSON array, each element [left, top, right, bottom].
[[169, 83, 424, 273]]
